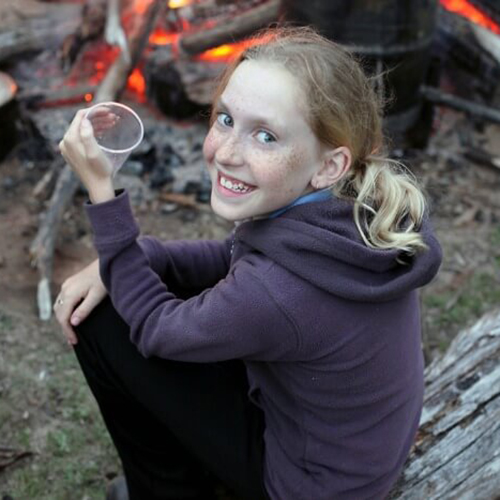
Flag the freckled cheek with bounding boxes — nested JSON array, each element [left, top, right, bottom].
[[252, 150, 305, 192], [202, 130, 219, 163]]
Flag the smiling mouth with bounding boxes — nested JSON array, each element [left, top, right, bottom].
[[217, 172, 256, 195]]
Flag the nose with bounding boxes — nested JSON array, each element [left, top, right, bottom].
[[214, 132, 244, 168]]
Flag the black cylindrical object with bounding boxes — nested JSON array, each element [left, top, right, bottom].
[[279, 0, 438, 147], [0, 72, 19, 161]]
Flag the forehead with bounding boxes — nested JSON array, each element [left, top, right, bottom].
[[219, 60, 308, 124]]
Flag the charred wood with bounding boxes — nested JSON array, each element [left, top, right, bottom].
[[421, 86, 500, 126], [179, 0, 280, 56], [463, 145, 500, 172], [59, 0, 107, 72], [0, 2, 80, 64], [17, 85, 97, 109]]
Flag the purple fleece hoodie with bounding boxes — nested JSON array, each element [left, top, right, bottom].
[[85, 190, 442, 500]]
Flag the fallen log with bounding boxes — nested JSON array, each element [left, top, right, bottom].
[[179, 0, 280, 56], [30, 0, 165, 321], [421, 85, 500, 125], [463, 145, 500, 173], [388, 308, 500, 499]]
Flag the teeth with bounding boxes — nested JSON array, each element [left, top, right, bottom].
[[220, 176, 251, 193]]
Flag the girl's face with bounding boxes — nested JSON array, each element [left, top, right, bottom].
[[203, 60, 326, 222]]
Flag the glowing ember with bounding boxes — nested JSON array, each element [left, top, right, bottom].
[[196, 34, 274, 63], [127, 68, 147, 101], [440, 0, 500, 34], [150, 29, 180, 46], [84, 93, 93, 102], [169, 0, 192, 9]]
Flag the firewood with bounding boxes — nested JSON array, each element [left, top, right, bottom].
[[59, 0, 107, 72], [463, 145, 500, 172], [179, 0, 280, 56], [0, 2, 81, 63], [388, 308, 500, 499], [30, 0, 165, 321], [17, 85, 97, 108], [421, 86, 500, 125]]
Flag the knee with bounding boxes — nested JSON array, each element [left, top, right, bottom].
[[75, 297, 128, 345]]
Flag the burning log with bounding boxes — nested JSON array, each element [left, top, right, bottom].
[[179, 0, 280, 56], [421, 85, 500, 125], [30, 0, 165, 321], [388, 308, 500, 499], [17, 84, 98, 109], [59, 0, 107, 72]]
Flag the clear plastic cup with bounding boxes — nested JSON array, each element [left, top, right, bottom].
[[84, 102, 144, 175]]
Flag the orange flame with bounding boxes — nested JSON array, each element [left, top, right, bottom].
[[169, 0, 192, 9], [127, 67, 147, 101], [150, 29, 180, 45], [196, 34, 274, 63], [440, 0, 500, 34]]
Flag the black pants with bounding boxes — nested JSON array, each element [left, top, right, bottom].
[[73, 298, 270, 500]]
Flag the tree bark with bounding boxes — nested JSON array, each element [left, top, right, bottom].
[[388, 308, 500, 499], [30, 0, 164, 321]]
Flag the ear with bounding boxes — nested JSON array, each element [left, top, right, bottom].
[[310, 146, 352, 190]]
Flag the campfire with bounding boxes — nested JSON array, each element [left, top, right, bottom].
[[1, 0, 500, 321]]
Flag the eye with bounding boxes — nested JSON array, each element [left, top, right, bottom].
[[216, 112, 233, 127], [256, 130, 276, 144]]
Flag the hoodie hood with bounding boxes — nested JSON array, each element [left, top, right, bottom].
[[237, 197, 442, 302]]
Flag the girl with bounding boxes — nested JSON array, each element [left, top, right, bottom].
[[55, 26, 442, 500]]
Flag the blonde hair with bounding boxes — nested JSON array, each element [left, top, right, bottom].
[[210, 26, 428, 255]]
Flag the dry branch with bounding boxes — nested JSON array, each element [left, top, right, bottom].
[[179, 0, 280, 56], [463, 146, 500, 173], [30, 0, 164, 321], [388, 308, 500, 499], [421, 86, 500, 125]]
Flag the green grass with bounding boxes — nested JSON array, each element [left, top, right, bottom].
[[423, 227, 500, 352], [0, 312, 120, 500]]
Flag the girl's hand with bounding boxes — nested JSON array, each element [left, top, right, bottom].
[[53, 259, 107, 345], [59, 108, 115, 204]]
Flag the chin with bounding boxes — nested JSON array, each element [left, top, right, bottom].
[[210, 195, 243, 222]]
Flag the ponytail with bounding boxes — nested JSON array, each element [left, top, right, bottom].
[[334, 157, 428, 255]]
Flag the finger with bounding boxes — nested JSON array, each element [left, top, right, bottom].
[[80, 119, 113, 173], [70, 290, 104, 327], [66, 109, 88, 142], [80, 119, 103, 160], [88, 115, 117, 129], [54, 304, 79, 345], [88, 106, 112, 118], [54, 295, 81, 345]]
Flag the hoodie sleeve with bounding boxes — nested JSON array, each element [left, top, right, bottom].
[[85, 191, 300, 362], [137, 235, 232, 292]]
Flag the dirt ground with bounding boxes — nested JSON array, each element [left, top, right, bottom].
[[1, 107, 500, 498]]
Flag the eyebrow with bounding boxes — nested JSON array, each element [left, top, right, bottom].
[[216, 98, 281, 130]]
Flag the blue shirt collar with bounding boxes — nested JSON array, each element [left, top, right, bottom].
[[267, 188, 333, 219]]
